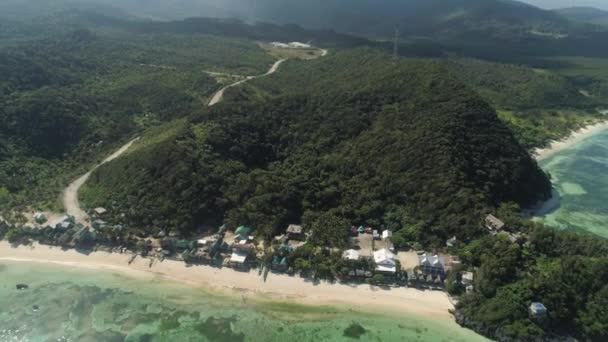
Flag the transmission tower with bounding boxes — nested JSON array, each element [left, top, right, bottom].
[[249, 0, 258, 24], [393, 28, 400, 58]]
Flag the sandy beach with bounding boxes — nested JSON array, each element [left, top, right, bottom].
[[534, 120, 608, 161], [0, 241, 455, 320]]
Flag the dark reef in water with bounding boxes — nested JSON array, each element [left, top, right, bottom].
[[343, 322, 367, 339]]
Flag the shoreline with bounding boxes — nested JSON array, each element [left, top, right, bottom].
[[0, 241, 456, 322], [534, 120, 608, 161]]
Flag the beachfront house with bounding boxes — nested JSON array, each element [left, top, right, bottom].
[[230, 242, 253, 268], [230, 250, 249, 265], [418, 254, 445, 277], [271, 256, 289, 272], [343, 249, 360, 261], [373, 248, 397, 273], [529, 302, 548, 320], [286, 224, 304, 240], [486, 214, 505, 233]]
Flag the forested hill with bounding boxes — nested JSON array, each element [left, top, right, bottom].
[[251, 0, 568, 35], [555, 7, 608, 26], [82, 49, 551, 245]]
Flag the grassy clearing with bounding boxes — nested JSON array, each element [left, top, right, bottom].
[[258, 42, 325, 60]]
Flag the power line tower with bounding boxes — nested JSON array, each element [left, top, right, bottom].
[[393, 27, 400, 58], [249, 0, 258, 24]]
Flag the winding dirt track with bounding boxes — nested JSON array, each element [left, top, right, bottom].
[[63, 50, 325, 225], [208, 59, 286, 106], [63, 138, 140, 226]]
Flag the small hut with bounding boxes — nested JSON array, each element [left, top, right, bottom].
[[286, 224, 303, 240], [529, 302, 547, 320], [485, 215, 505, 233]]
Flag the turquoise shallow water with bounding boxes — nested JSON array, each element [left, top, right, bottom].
[[537, 129, 608, 238], [0, 261, 487, 341]]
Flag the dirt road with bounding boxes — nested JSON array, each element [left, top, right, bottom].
[[208, 59, 286, 107], [63, 138, 140, 226]]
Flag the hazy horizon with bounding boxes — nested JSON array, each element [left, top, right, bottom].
[[522, 0, 608, 11]]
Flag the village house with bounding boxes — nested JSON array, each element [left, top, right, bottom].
[[461, 271, 474, 286], [270, 42, 289, 48], [343, 249, 360, 261], [286, 224, 304, 240], [274, 234, 288, 244], [373, 248, 397, 273], [93, 207, 108, 216], [234, 226, 251, 241], [56, 215, 74, 230], [486, 214, 505, 233], [446, 236, 458, 247], [288, 42, 312, 48], [92, 219, 107, 230], [529, 302, 548, 320], [34, 212, 47, 224], [382, 230, 393, 241]]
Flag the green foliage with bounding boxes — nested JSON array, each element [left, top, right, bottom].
[[307, 212, 350, 248], [0, 18, 280, 209], [445, 271, 464, 296], [82, 49, 550, 244], [5, 228, 20, 243], [446, 58, 597, 110], [498, 109, 604, 150], [456, 214, 608, 341]]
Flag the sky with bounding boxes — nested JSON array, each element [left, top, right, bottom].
[[522, 0, 608, 10]]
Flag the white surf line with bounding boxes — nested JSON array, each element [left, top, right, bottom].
[[63, 138, 140, 226], [208, 59, 286, 107]]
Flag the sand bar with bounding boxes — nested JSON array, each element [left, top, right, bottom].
[[535, 120, 608, 161]]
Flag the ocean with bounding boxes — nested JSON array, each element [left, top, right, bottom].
[[537, 128, 608, 238], [0, 260, 488, 342]]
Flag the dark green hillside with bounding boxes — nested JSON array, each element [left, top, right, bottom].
[[445, 58, 595, 110], [443, 58, 606, 150], [82, 50, 551, 245], [0, 22, 278, 211], [555, 7, 608, 26]]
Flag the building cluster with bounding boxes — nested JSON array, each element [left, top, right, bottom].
[[2, 210, 529, 295], [269, 41, 312, 49]]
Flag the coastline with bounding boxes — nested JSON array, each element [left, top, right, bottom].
[[534, 120, 608, 161], [0, 241, 455, 321]]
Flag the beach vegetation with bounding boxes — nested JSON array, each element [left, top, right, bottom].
[[455, 212, 608, 341], [5, 228, 20, 243]]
